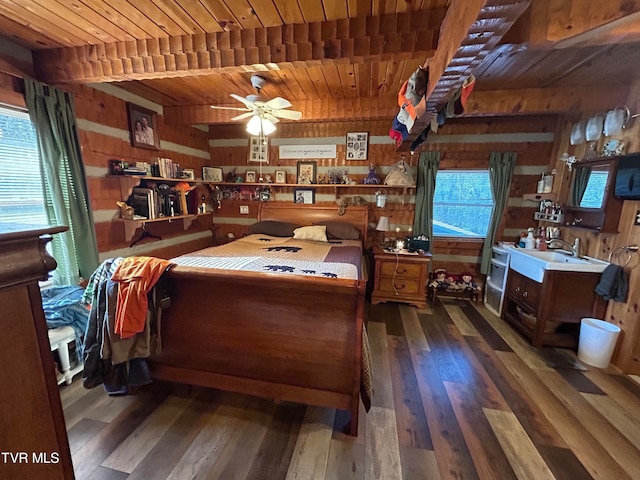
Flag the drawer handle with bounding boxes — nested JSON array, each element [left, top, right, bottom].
[[522, 291, 528, 298], [396, 268, 407, 274], [515, 287, 521, 293], [394, 283, 406, 290]]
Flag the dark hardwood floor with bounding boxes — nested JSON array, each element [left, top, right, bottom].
[[60, 299, 640, 479]]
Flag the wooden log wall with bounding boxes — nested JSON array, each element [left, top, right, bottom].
[[549, 78, 640, 374], [208, 114, 557, 278], [68, 84, 215, 260]]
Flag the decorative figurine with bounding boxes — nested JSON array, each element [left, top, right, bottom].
[[362, 164, 381, 185]]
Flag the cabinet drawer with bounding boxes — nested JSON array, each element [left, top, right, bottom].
[[489, 260, 507, 287], [377, 277, 421, 294], [492, 246, 510, 264], [379, 261, 423, 279]]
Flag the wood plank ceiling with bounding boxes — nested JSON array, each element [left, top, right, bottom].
[[0, 0, 639, 145]]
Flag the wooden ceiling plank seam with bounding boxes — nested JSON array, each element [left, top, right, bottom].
[[246, 0, 283, 27], [298, 0, 326, 23], [347, 0, 372, 17], [271, 0, 305, 24], [50, 0, 131, 43], [0, 1, 89, 47], [322, 0, 349, 20], [323, 63, 344, 97], [220, 0, 263, 29], [125, 0, 189, 36], [17, 0, 114, 44], [173, 0, 223, 33], [77, 0, 151, 39], [0, 14, 63, 49], [198, 0, 241, 30], [148, 0, 205, 35], [101, 0, 176, 38]]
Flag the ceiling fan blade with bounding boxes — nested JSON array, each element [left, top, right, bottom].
[[263, 113, 280, 124], [210, 105, 251, 111], [265, 97, 292, 110], [230, 93, 254, 107], [231, 112, 255, 121], [272, 109, 303, 120]]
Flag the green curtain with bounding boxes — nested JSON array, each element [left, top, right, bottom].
[[413, 151, 440, 243], [24, 77, 99, 285], [571, 166, 591, 206], [480, 151, 517, 275]]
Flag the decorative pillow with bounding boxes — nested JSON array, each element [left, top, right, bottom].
[[246, 221, 301, 237], [293, 225, 328, 242], [313, 221, 361, 240]]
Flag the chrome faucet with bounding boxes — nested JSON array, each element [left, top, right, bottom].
[[546, 238, 580, 257]]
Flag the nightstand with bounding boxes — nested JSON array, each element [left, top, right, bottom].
[[371, 247, 432, 309]]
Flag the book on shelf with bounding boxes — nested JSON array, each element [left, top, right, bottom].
[[130, 187, 155, 219]]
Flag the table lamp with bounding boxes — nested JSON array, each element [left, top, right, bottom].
[[376, 216, 390, 248]]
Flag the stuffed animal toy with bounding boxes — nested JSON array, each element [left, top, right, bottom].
[[336, 195, 367, 215], [116, 201, 135, 220], [458, 272, 481, 292], [362, 164, 381, 185], [429, 268, 448, 291]]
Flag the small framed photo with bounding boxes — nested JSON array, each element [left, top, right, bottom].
[[181, 168, 195, 180], [203, 166, 223, 182], [127, 103, 160, 150], [245, 170, 257, 183], [296, 161, 317, 184], [294, 188, 315, 204], [248, 136, 268, 163], [275, 170, 287, 184], [346, 132, 368, 160]]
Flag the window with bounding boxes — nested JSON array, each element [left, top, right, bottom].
[[0, 106, 46, 225], [433, 170, 493, 238]]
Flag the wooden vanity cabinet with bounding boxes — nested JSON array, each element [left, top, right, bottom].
[[503, 268, 606, 348]]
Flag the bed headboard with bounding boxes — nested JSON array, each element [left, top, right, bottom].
[[258, 203, 369, 246]]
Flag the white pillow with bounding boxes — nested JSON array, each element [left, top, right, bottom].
[[293, 225, 328, 242]]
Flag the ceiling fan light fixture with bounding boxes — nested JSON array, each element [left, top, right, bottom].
[[246, 115, 276, 136]]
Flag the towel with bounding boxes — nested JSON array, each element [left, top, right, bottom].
[[595, 264, 628, 302]]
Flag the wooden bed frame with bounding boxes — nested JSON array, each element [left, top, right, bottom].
[[149, 203, 369, 435]]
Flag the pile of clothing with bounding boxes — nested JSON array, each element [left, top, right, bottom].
[[82, 256, 173, 395]]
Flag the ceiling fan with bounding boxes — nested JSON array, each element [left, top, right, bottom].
[[211, 75, 302, 135]]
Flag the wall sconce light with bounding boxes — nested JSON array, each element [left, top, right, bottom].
[[560, 152, 578, 171], [375, 190, 387, 208]]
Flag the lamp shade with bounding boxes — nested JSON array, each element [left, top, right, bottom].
[[376, 216, 390, 232], [246, 115, 276, 136]]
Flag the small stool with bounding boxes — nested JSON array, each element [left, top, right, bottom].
[[48, 326, 83, 385]]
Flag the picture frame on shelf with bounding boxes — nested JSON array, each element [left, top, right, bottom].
[[181, 168, 195, 180], [296, 161, 316, 184], [203, 166, 223, 182], [294, 188, 315, 204], [275, 170, 287, 184], [248, 136, 269, 163], [127, 103, 160, 150], [245, 170, 257, 183], [346, 132, 368, 160]]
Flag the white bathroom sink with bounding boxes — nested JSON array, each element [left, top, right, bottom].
[[508, 247, 609, 283]]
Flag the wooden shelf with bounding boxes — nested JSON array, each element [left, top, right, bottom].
[[210, 182, 416, 194], [109, 174, 205, 200], [522, 193, 557, 202], [115, 212, 212, 241]]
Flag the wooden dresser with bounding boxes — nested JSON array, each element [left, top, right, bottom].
[[0, 224, 74, 480], [371, 246, 432, 309]]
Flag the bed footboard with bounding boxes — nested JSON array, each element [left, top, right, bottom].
[[149, 267, 365, 435]]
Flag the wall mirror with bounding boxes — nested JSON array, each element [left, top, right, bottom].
[[564, 156, 623, 232]]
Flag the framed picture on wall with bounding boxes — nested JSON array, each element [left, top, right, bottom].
[[346, 132, 368, 160], [127, 103, 160, 150], [294, 188, 315, 204], [275, 170, 287, 184], [203, 166, 223, 182], [296, 161, 316, 184], [248, 136, 269, 163]]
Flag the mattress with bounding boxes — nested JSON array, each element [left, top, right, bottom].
[[172, 234, 363, 280]]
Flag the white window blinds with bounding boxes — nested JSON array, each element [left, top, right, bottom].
[[0, 106, 47, 225]]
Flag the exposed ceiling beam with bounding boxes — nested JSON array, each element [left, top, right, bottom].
[[164, 96, 401, 125], [32, 9, 444, 84], [401, 0, 532, 150], [465, 86, 630, 116], [165, 85, 630, 125]]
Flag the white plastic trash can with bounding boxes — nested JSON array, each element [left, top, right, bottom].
[[577, 318, 621, 368]]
